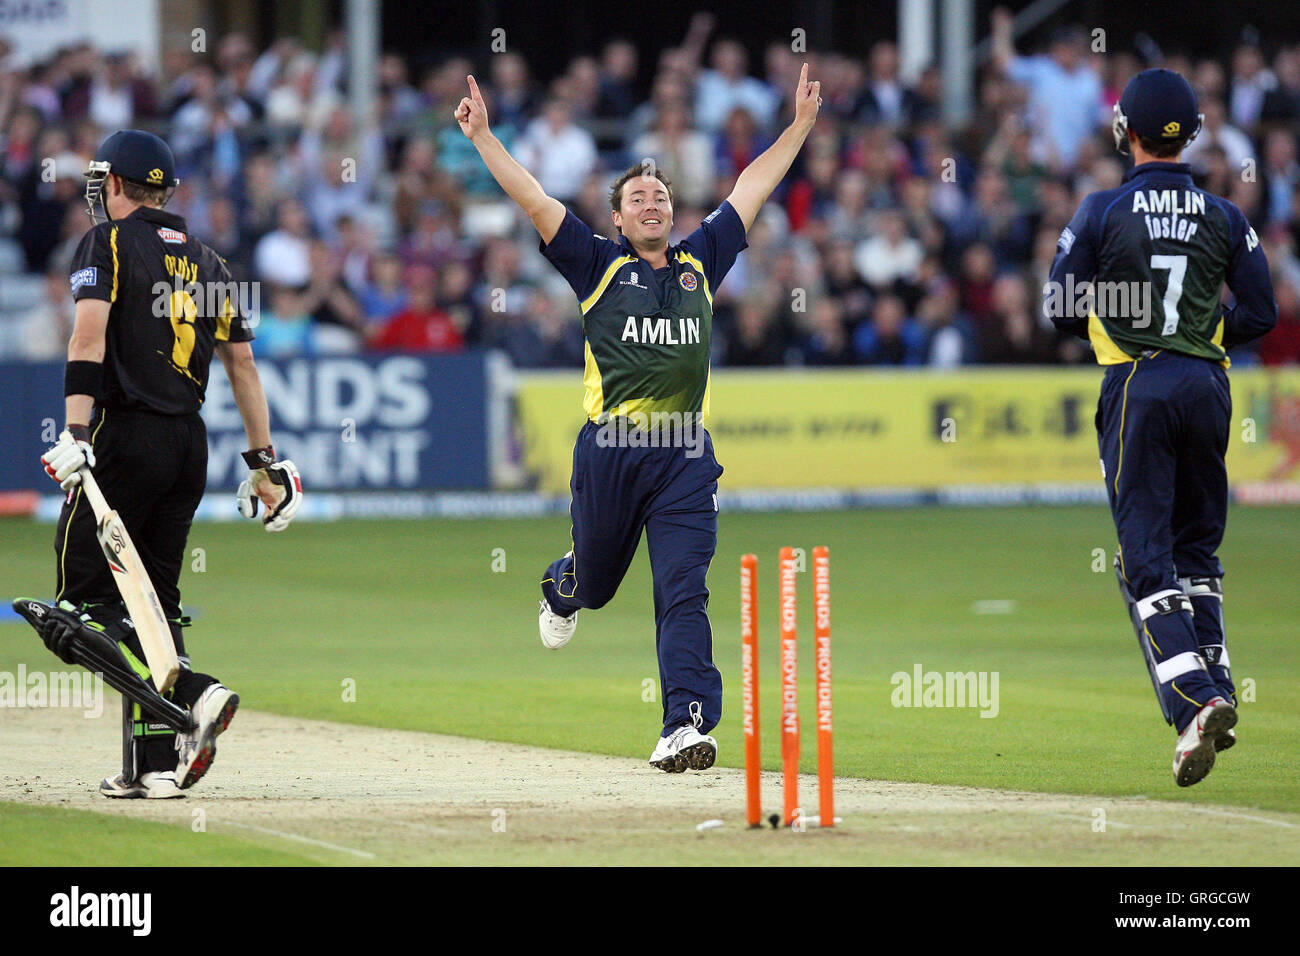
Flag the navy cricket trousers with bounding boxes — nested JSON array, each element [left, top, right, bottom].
[[541, 420, 725, 736], [1097, 350, 1233, 727]]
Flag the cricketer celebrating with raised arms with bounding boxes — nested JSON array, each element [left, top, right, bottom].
[[456, 64, 821, 772], [1047, 70, 1277, 787]]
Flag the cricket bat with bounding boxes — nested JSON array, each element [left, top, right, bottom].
[[78, 468, 180, 693]]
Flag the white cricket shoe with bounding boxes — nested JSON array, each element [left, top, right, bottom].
[[538, 599, 577, 649], [649, 725, 718, 773], [99, 771, 185, 799], [1173, 697, 1237, 787], [175, 683, 239, 790]]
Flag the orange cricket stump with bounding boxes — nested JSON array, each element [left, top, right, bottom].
[[740, 553, 761, 828], [779, 546, 800, 827], [813, 545, 834, 827]]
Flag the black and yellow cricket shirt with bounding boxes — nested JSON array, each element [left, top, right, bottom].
[[70, 206, 254, 414]]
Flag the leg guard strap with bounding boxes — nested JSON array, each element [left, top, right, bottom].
[[1155, 650, 1210, 683], [1178, 575, 1222, 599], [1135, 589, 1192, 620]]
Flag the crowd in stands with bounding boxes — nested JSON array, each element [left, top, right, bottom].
[[2, 9, 1298, 368]]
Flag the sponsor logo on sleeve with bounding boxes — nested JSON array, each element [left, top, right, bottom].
[[69, 267, 97, 293], [157, 228, 186, 244], [1058, 226, 1076, 254]]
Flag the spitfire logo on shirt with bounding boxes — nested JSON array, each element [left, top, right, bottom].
[[157, 228, 186, 244], [679, 272, 698, 292]]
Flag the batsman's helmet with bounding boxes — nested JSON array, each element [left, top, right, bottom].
[[1112, 68, 1203, 155], [84, 129, 179, 223]]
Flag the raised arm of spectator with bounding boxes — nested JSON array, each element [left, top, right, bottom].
[[455, 74, 565, 244], [677, 12, 716, 73], [246, 38, 295, 101], [991, 7, 1017, 72], [725, 63, 820, 231]]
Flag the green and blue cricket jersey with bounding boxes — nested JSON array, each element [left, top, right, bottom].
[[539, 201, 748, 421]]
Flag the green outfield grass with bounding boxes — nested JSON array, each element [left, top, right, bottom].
[[4, 504, 1297, 823], [0, 803, 316, 866]]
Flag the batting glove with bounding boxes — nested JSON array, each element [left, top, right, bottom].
[[39, 601, 90, 665], [41, 426, 95, 492], [236, 446, 303, 532]]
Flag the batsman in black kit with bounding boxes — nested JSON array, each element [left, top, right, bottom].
[[1047, 71, 1277, 786], [16, 129, 303, 799]]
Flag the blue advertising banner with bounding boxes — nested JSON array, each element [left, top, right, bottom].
[[0, 352, 493, 493], [0, 361, 64, 496]]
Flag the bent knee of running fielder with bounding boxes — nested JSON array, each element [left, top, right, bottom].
[[541, 571, 617, 613], [1118, 563, 1179, 603], [579, 581, 621, 610], [546, 548, 630, 611]]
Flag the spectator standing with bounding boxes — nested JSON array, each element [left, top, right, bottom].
[[1228, 43, 1274, 130], [630, 101, 715, 208], [992, 10, 1104, 169], [88, 52, 156, 131], [856, 42, 919, 128], [694, 39, 778, 132], [254, 198, 313, 288], [514, 98, 597, 204], [596, 40, 639, 124]]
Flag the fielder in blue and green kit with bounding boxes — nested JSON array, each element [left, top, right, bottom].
[[537, 198, 741, 738], [1048, 69, 1277, 786], [456, 64, 824, 771]]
